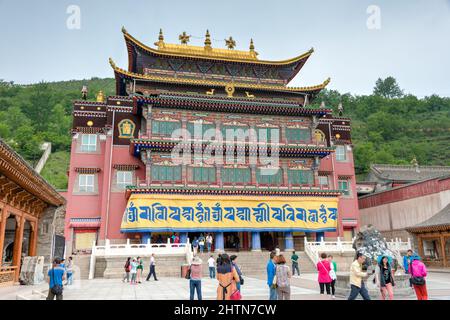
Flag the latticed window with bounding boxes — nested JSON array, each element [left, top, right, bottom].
[[152, 121, 181, 137], [79, 174, 95, 192], [288, 169, 314, 185], [256, 168, 283, 185], [338, 179, 350, 196], [257, 128, 280, 143], [187, 123, 216, 139], [191, 167, 216, 183], [336, 145, 347, 161], [116, 171, 133, 190], [319, 176, 329, 186], [222, 167, 251, 184], [221, 125, 248, 141], [151, 165, 182, 182], [80, 134, 97, 152], [285, 128, 311, 143]]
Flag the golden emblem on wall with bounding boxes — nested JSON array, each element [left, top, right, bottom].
[[118, 119, 136, 139], [314, 129, 326, 143], [87, 121, 94, 127], [225, 83, 235, 97]]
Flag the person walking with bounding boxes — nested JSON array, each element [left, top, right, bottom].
[[375, 255, 395, 300], [65, 256, 73, 286], [234, 236, 240, 252], [188, 256, 203, 300], [216, 254, 240, 300], [328, 255, 337, 299], [46, 258, 65, 300], [348, 252, 371, 300], [174, 234, 180, 244], [122, 257, 131, 283], [199, 235, 205, 254], [230, 255, 244, 292], [317, 253, 332, 296], [136, 256, 144, 284], [266, 250, 278, 300], [192, 237, 199, 256], [206, 234, 213, 253], [409, 254, 428, 300], [291, 251, 300, 277], [130, 258, 138, 284], [146, 253, 158, 281], [275, 255, 292, 300], [208, 255, 216, 279]]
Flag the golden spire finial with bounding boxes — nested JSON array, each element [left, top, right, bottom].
[[154, 28, 165, 48], [121, 26, 127, 34], [158, 28, 164, 41], [179, 31, 190, 44], [225, 36, 236, 49], [204, 30, 212, 49], [249, 38, 255, 51]]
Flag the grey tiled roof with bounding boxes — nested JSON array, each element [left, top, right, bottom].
[[371, 164, 450, 182], [410, 203, 450, 229]]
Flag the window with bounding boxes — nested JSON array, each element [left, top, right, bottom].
[[187, 123, 216, 139], [338, 179, 350, 196], [256, 168, 283, 185], [222, 167, 251, 184], [79, 174, 95, 193], [221, 125, 248, 141], [116, 171, 133, 190], [336, 145, 347, 161], [257, 128, 280, 143], [319, 176, 329, 186], [288, 169, 314, 185], [80, 134, 97, 152], [286, 128, 311, 143], [152, 121, 181, 137], [151, 165, 182, 182], [191, 167, 216, 183]]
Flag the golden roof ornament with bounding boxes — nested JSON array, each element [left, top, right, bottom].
[[96, 90, 105, 103], [179, 31, 190, 44], [204, 30, 212, 50], [225, 36, 236, 49], [154, 28, 165, 48], [249, 38, 255, 51]]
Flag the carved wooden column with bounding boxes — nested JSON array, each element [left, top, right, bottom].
[[12, 214, 25, 282], [0, 205, 10, 265], [440, 234, 446, 268]]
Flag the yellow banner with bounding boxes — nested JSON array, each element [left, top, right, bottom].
[[121, 194, 338, 233]]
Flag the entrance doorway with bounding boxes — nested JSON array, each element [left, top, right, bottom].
[[224, 232, 240, 250], [261, 232, 276, 251]]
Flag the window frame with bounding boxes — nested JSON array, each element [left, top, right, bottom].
[[151, 165, 182, 183], [78, 174, 95, 193], [222, 167, 252, 185], [190, 166, 217, 183], [80, 134, 97, 152], [116, 171, 134, 190], [338, 179, 350, 196], [336, 145, 347, 161], [285, 128, 312, 144], [256, 167, 283, 186], [287, 169, 314, 186]]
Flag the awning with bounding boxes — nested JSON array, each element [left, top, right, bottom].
[[342, 219, 358, 227], [121, 193, 339, 233], [69, 218, 101, 228]]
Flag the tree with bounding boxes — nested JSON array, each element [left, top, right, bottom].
[[373, 76, 403, 98]]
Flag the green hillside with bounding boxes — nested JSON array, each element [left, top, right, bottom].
[[0, 77, 449, 189]]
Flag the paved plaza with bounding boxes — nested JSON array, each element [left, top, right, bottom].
[[1, 272, 450, 300]]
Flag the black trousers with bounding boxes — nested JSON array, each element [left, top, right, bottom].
[[319, 282, 331, 294], [330, 279, 336, 295], [146, 265, 158, 280]]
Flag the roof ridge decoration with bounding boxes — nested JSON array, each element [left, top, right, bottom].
[[122, 27, 314, 66], [109, 57, 330, 93]]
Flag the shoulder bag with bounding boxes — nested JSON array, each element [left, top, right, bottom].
[[409, 262, 425, 286], [50, 268, 63, 296]]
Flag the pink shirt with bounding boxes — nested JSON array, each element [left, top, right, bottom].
[[410, 260, 427, 278], [190, 264, 203, 280], [317, 259, 332, 283]]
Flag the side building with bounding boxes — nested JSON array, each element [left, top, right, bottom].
[[65, 28, 360, 254]]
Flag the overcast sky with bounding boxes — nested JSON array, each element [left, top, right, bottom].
[[0, 0, 449, 97]]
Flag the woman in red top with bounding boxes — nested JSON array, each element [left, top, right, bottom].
[[317, 252, 332, 296]]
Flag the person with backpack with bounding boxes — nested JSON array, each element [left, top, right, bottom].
[[188, 256, 203, 300], [46, 257, 65, 300], [375, 255, 395, 300], [291, 251, 300, 277], [409, 254, 428, 300], [317, 252, 332, 296], [122, 257, 131, 283], [230, 255, 244, 292], [216, 253, 240, 300], [403, 249, 414, 274], [328, 255, 337, 299], [275, 255, 292, 300]]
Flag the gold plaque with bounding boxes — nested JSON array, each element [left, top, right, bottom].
[[118, 119, 135, 138], [87, 121, 94, 127], [225, 83, 235, 97]]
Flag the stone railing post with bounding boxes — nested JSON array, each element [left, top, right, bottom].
[[88, 240, 96, 280]]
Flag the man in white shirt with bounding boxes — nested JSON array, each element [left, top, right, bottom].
[[207, 255, 216, 279], [146, 253, 158, 281], [206, 234, 213, 253]]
